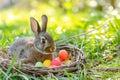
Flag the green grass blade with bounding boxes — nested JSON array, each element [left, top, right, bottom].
[[3, 56, 16, 80]]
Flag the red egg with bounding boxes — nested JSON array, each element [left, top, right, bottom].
[[59, 50, 68, 61], [51, 57, 61, 66]]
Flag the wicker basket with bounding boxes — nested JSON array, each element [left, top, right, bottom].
[[0, 44, 86, 76]]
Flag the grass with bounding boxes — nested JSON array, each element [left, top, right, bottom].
[[0, 1, 120, 80]]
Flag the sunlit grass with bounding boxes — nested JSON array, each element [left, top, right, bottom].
[[0, 1, 120, 79]]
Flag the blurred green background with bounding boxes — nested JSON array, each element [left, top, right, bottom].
[[0, 0, 120, 79]]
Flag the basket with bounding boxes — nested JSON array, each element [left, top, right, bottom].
[[0, 44, 86, 76]]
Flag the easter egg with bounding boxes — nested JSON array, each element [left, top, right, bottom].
[[35, 62, 44, 67], [59, 50, 68, 61], [65, 60, 72, 65], [43, 60, 51, 67], [51, 57, 61, 66]]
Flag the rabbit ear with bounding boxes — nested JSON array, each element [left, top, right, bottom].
[[30, 17, 41, 35], [41, 15, 48, 32]]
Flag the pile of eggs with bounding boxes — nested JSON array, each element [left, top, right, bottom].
[[35, 50, 71, 68]]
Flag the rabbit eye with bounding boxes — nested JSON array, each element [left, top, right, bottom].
[[41, 37, 46, 44]]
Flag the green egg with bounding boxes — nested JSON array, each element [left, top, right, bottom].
[[35, 62, 44, 67]]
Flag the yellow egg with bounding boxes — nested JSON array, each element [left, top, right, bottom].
[[65, 60, 72, 65], [43, 60, 51, 67]]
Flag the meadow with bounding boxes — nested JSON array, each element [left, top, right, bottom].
[[0, 1, 120, 80]]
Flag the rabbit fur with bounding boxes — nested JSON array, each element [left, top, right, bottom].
[[7, 15, 55, 64]]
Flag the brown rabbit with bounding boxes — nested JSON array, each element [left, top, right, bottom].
[[7, 15, 56, 64]]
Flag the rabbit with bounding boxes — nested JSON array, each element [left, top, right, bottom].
[[7, 15, 56, 64], [0, 48, 9, 59]]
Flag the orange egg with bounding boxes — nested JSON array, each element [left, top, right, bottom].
[[59, 50, 68, 61]]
